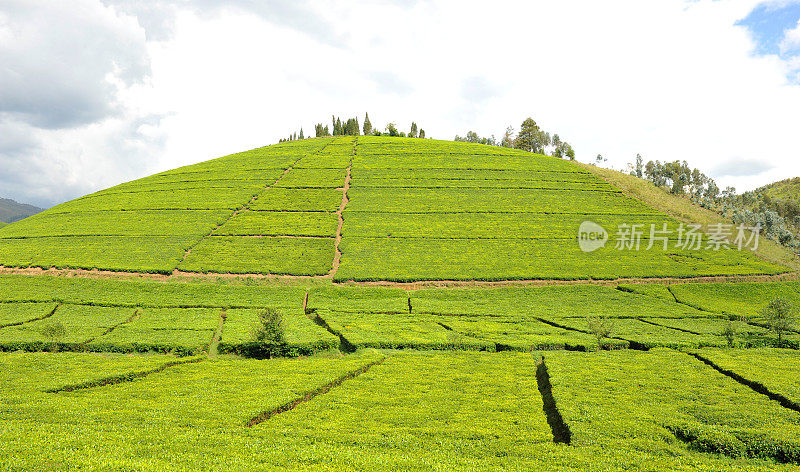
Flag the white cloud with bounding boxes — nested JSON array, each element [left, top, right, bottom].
[[780, 19, 800, 53], [3, 0, 800, 207]]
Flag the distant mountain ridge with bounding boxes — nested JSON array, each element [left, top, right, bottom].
[[0, 197, 44, 223]]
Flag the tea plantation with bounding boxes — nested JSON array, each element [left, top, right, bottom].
[[1, 137, 799, 470], [0, 136, 784, 279]]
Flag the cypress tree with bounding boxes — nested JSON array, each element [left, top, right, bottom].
[[363, 113, 372, 135], [409, 122, 418, 138], [299, 128, 304, 139], [419, 129, 425, 139]]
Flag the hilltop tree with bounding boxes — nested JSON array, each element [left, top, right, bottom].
[[335, 117, 343, 136], [455, 131, 479, 143], [385, 122, 400, 137], [762, 297, 796, 346], [299, 128, 304, 140], [344, 117, 360, 136], [635, 154, 644, 178], [315, 123, 330, 137], [455, 131, 496, 146], [410, 122, 418, 138], [551, 134, 575, 160], [501, 126, 515, 148], [514, 118, 550, 153], [419, 129, 425, 139], [363, 113, 372, 135], [552, 134, 562, 153], [564, 144, 575, 160]]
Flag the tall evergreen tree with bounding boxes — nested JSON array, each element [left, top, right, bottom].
[[419, 129, 425, 139], [299, 128, 304, 139], [363, 113, 372, 135], [409, 122, 418, 138]]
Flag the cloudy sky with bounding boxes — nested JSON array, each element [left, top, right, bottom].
[[1, 0, 800, 208]]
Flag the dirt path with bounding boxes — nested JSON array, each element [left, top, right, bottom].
[[3, 264, 799, 288], [327, 140, 355, 277]]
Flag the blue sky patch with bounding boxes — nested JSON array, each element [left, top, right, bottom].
[[736, 1, 800, 57]]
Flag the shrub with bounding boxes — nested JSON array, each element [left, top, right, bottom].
[[246, 308, 287, 359], [721, 320, 736, 347], [586, 316, 614, 349], [39, 321, 66, 352]]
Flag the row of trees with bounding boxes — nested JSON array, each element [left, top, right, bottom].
[[628, 156, 800, 251], [454, 117, 575, 159], [632, 158, 726, 200], [280, 113, 427, 141], [314, 113, 426, 138]]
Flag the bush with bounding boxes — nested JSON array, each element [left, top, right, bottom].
[[39, 321, 66, 352], [721, 320, 736, 347], [586, 316, 614, 348], [244, 308, 287, 359]]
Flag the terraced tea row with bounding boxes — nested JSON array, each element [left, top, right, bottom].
[[3, 275, 796, 355], [3, 348, 799, 470]]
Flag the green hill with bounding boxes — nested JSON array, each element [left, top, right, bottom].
[[761, 177, 800, 204], [0, 197, 43, 223], [0, 136, 784, 279]]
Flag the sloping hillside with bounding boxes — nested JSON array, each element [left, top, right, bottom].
[[761, 177, 800, 204], [579, 163, 800, 271], [0, 197, 43, 223], [0, 136, 785, 279]]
